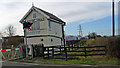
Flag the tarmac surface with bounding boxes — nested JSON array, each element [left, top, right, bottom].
[[1, 60, 120, 68]]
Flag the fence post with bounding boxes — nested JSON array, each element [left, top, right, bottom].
[[52, 46, 54, 58], [85, 47, 87, 58], [72, 44, 73, 51], [104, 46, 106, 55], [31, 45, 34, 58], [69, 44, 70, 51], [11, 45, 14, 59], [47, 47, 49, 58], [32, 45, 35, 57], [60, 46, 61, 54], [42, 45, 44, 58], [65, 47, 67, 61], [20, 45, 23, 58]]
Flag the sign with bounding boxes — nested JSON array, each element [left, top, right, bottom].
[[22, 20, 33, 29], [28, 18, 44, 22]]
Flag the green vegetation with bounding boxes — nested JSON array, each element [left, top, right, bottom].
[[86, 38, 107, 46], [18, 56, 120, 65], [86, 37, 120, 59], [16, 37, 120, 65]]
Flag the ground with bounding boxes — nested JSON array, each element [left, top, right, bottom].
[[14, 56, 120, 65], [2, 60, 120, 68]]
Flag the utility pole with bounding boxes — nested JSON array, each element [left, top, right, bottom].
[[112, 0, 115, 37]]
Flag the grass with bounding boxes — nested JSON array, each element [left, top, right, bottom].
[[42, 58, 98, 65], [16, 39, 120, 65], [41, 56, 120, 65], [17, 56, 120, 65]]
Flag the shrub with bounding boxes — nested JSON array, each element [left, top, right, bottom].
[[86, 38, 108, 46], [106, 37, 120, 59], [86, 37, 120, 59]]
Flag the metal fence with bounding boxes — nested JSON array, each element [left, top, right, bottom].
[[1, 48, 23, 60]]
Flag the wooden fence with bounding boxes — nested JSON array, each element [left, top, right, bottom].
[[43, 45, 64, 58], [41, 45, 106, 60]]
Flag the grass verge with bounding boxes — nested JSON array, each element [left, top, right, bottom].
[[16, 56, 120, 65], [42, 57, 120, 65]]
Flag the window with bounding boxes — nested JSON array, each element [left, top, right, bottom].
[[35, 21, 40, 30], [31, 21, 40, 30], [32, 13, 37, 19], [48, 21, 51, 31]]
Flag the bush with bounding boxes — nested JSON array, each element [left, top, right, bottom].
[[78, 40, 87, 46], [86, 38, 108, 46], [106, 37, 120, 59], [86, 37, 120, 59]]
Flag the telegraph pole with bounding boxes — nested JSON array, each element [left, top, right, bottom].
[[112, 0, 115, 37]]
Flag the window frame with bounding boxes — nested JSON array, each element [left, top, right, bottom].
[[32, 12, 37, 19], [31, 21, 40, 30], [48, 21, 51, 31]]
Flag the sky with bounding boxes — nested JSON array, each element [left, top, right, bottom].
[[0, 0, 120, 36]]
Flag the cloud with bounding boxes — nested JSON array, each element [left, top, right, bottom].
[[40, 2, 111, 23], [0, 1, 117, 35], [1, 0, 118, 2]]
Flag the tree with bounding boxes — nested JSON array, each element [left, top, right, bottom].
[[88, 32, 97, 39], [6, 25, 16, 36], [96, 35, 102, 37]]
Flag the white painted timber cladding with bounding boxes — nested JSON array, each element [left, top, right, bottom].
[[48, 37, 62, 46], [26, 37, 49, 46], [25, 10, 49, 36], [23, 9, 63, 46], [49, 21, 62, 37]]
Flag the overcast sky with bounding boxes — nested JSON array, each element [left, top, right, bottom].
[[0, 0, 120, 36]]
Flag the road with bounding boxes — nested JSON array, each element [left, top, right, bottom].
[[1, 61, 120, 68]]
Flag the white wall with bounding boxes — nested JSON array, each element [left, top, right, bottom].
[[48, 21, 62, 38], [26, 37, 49, 46], [25, 10, 49, 36], [23, 9, 64, 47], [48, 37, 62, 46]]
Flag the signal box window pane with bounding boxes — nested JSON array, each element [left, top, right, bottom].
[[32, 13, 36, 19], [36, 21, 40, 30], [48, 21, 51, 31], [31, 21, 40, 30]]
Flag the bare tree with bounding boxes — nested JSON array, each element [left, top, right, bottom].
[[6, 25, 16, 36]]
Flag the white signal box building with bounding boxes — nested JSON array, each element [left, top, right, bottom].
[[20, 6, 66, 47]]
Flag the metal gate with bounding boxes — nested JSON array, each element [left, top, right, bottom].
[[0, 47, 23, 60], [33, 44, 44, 57]]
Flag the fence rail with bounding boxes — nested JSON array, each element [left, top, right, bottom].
[[42, 45, 64, 58], [41, 45, 106, 60]]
